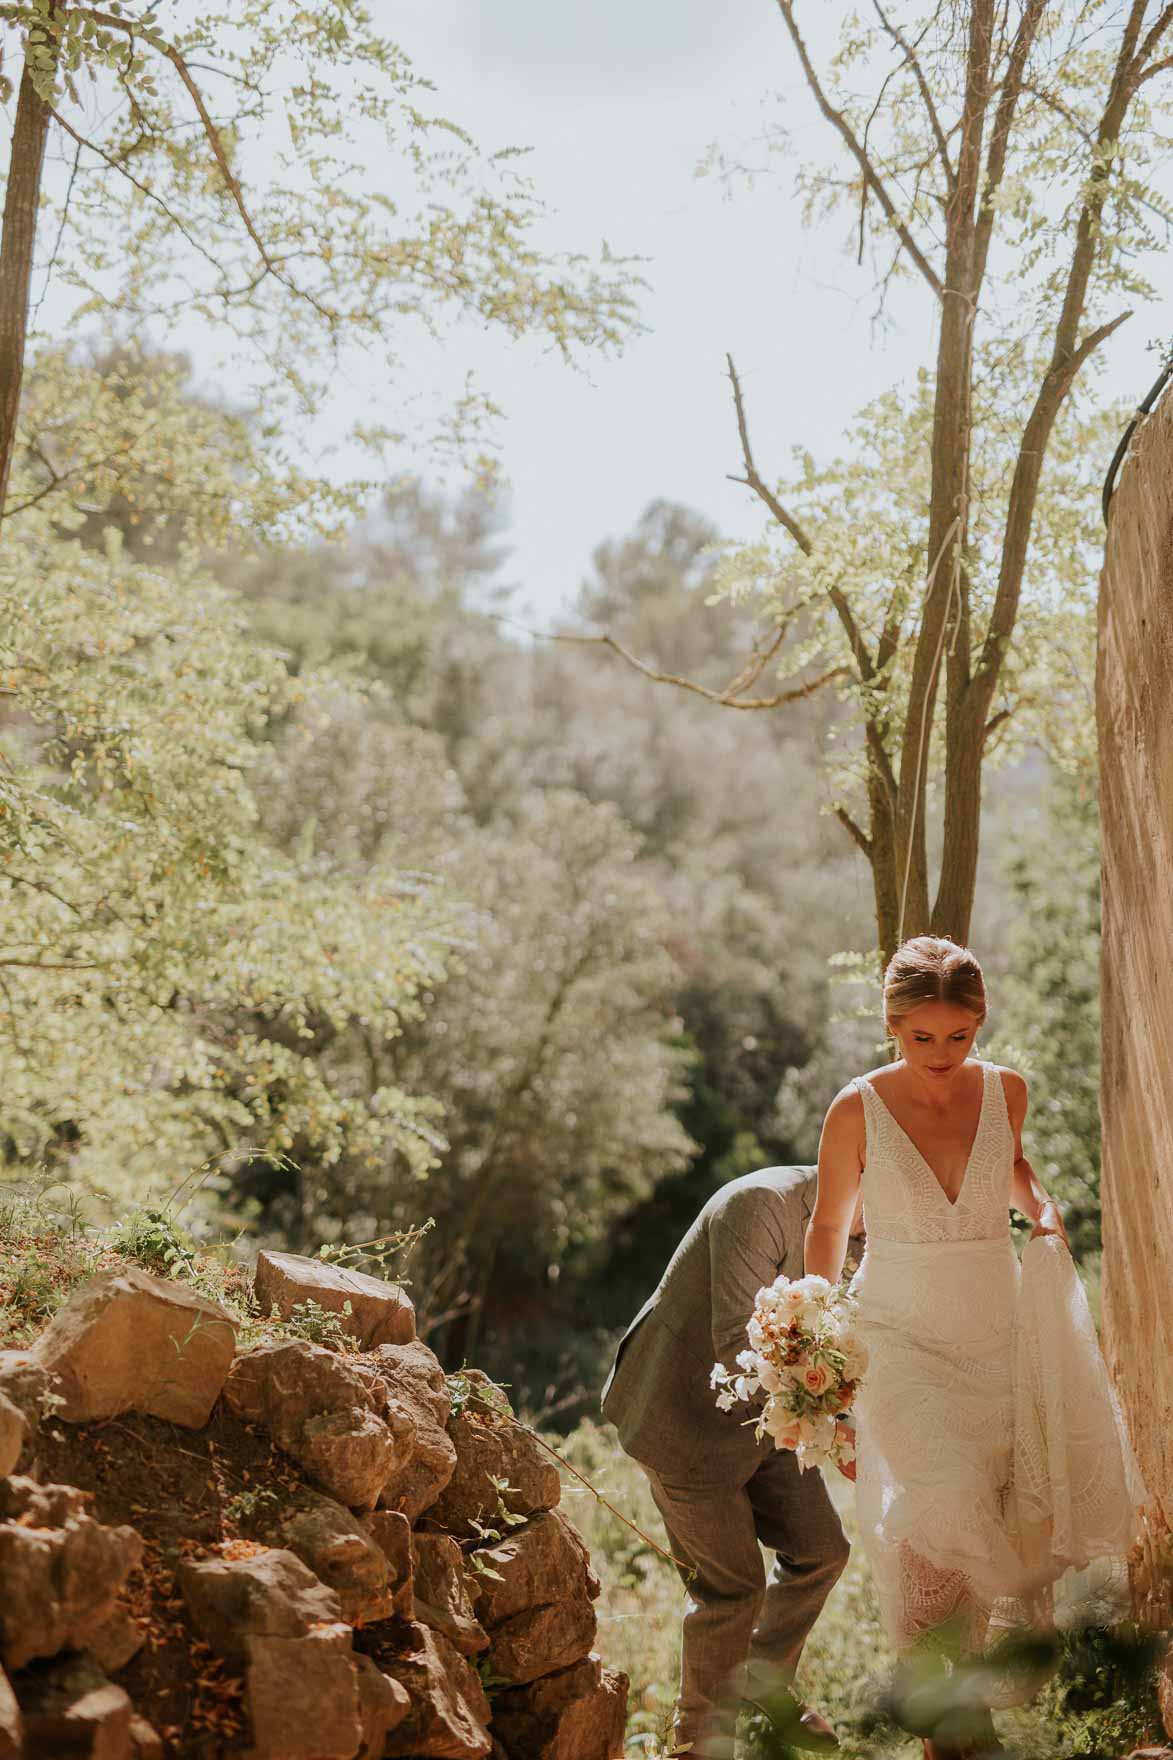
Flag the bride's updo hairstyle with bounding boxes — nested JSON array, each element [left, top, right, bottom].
[[882, 935, 987, 1033]]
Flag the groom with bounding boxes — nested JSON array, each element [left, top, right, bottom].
[[601, 1164, 865, 1760]]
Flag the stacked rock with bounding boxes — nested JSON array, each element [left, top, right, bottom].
[[0, 1253, 629, 1760]]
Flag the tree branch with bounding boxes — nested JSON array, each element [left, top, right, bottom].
[[1136, 51, 1173, 83], [725, 352, 881, 690], [550, 628, 849, 710], [725, 353, 812, 553], [834, 805, 872, 858], [1132, 3, 1173, 87], [872, 2, 956, 190], [46, 105, 225, 277], [973, 0, 1047, 291], [975, 308, 1129, 688], [65, 6, 345, 324], [772, 0, 944, 300], [983, 706, 1014, 744]]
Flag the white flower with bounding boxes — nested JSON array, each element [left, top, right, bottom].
[[794, 1274, 833, 1302]]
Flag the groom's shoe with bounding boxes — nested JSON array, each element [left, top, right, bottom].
[[795, 1705, 840, 1749], [745, 1691, 839, 1751]]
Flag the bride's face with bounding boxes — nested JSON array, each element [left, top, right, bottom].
[[889, 1001, 981, 1081]]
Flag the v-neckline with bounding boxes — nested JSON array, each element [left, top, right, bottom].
[[861, 1061, 988, 1209]]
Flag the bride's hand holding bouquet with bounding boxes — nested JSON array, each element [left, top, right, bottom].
[[710, 1273, 867, 1478]]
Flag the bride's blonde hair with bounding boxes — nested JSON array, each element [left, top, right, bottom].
[[883, 935, 987, 1030]]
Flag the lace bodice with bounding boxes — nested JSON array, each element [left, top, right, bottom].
[[854, 1059, 1014, 1244]]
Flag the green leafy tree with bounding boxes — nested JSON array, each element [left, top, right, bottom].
[[0, 502, 458, 1203], [0, 0, 642, 520], [252, 683, 697, 1359], [583, 2, 1172, 960]]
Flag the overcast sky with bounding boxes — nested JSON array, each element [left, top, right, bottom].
[[370, 1, 1171, 629]]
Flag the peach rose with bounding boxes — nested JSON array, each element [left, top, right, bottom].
[[801, 1362, 832, 1396]]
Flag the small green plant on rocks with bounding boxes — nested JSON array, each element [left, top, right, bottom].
[[317, 1219, 434, 1287], [111, 1204, 198, 1278], [223, 1485, 282, 1533], [263, 1297, 356, 1352]]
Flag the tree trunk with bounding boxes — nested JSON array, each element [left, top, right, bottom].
[[0, 13, 58, 523]]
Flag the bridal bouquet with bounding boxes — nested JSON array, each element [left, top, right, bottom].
[[710, 1273, 868, 1472]]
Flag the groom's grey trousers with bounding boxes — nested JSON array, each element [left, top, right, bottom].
[[601, 1167, 860, 1759]]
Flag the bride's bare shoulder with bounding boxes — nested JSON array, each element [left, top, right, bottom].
[[823, 1059, 898, 1120], [859, 1059, 902, 1092], [822, 1080, 866, 1125], [987, 1061, 1029, 1116]]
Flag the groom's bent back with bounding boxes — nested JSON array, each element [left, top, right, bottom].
[[600, 1166, 854, 1760]]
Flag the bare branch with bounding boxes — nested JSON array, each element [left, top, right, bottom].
[[725, 353, 812, 554], [834, 805, 872, 858], [772, 0, 944, 300], [872, 2, 956, 190], [718, 617, 793, 699], [549, 628, 849, 710], [1136, 51, 1173, 86], [725, 353, 883, 689]]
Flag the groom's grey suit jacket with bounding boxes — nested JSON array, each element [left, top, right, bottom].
[[601, 1166, 823, 1484]]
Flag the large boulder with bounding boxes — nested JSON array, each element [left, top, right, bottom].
[[12, 1653, 134, 1760], [482, 1592, 597, 1689], [354, 1654, 411, 1760], [376, 1621, 493, 1758], [491, 1652, 628, 1760], [241, 1622, 362, 1760], [0, 1478, 142, 1672], [412, 1531, 489, 1658], [361, 1510, 415, 1619], [0, 1350, 50, 1472], [178, 1547, 342, 1670], [31, 1266, 237, 1427], [179, 1551, 395, 1760], [469, 1510, 600, 1688], [469, 1510, 600, 1627], [84, 1606, 146, 1675], [427, 1372, 560, 1539], [368, 1339, 458, 1522], [223, 1340, 413, 1511], [254, 1251, 415, 1349], [277, 1488, 398, 1625]]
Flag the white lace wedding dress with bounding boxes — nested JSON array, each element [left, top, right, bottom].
[[848, 1059, 1144, 1659]]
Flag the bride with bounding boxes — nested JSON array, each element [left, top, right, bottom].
[[806, 935, 1143, 1758]]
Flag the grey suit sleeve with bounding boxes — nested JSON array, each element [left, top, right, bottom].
[[708, 1212, 787, 1388]]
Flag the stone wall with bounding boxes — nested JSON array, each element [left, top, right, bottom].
[[1097, 377, 1173, 1562], [0, 1252, 629, 1759]]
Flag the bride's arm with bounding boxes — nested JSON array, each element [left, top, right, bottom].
[[1002, 1067, 1070, 1248], [805, 1085, 864, 1283]]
